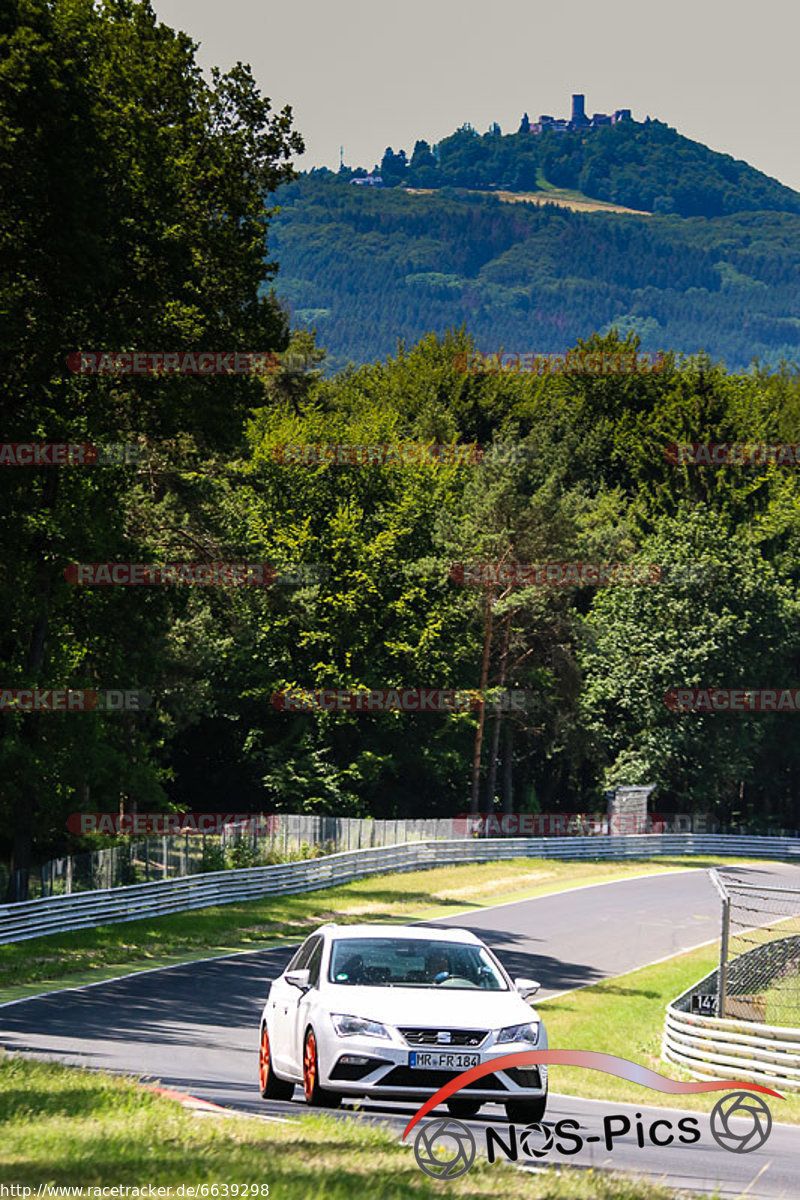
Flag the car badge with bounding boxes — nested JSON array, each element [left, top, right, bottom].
[[437, 1031, 452, 1044]]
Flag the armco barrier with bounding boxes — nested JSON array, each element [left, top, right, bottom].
[[1, 833, 798, 945], [663, 971, 800, 1092]]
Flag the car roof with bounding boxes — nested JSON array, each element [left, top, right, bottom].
[[320, 924, 481, 944]]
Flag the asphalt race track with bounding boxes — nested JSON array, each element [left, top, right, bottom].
[[3, 862, 799, 1198]]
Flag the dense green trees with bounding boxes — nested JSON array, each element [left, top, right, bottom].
[[377, 117, 800, 217], [540, 120, 800, 218], [166, 331, 800, 832], [0, 0, 302, 897]]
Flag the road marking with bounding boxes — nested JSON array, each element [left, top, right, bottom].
[[0, 943, 294, 1009], [539, 934, 721, 1003]]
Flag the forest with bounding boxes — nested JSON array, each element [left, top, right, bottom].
[[270, 177, 800, 376]]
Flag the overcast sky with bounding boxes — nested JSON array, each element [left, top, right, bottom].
[[151, 0, 800, 192]]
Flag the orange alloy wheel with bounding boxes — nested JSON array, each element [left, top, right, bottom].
[[303, 1031, 317, 1100], [259, 1028, 270, 1092]]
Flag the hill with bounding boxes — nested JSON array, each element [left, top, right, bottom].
[[375, 117, 800, 219], [268, 176, 800, 374]]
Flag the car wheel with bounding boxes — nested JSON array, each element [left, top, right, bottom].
[[258, 1025, 294, 1100], [505, 1093, 547, 1124], [302, 1028, 341, 1108], [446, 1098, 482, 1118]]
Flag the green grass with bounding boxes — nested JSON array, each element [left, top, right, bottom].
[[539, 943, 800, 1121], [0, 1055, 702, 1199], [0, 856, 757, 1004], [529, 169, 650, 210]]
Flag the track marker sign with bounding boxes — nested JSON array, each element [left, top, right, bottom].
[[691, 994, 718, 1015]]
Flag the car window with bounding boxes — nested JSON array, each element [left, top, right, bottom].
[[306, 938, 324, 989], [328, 938, 508, 989], [287, 934, 320, 973]]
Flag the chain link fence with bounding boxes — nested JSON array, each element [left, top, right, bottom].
[[21, 811, 800, 900], [34, 815, 465, 897], [712, 869, 800, 1027]]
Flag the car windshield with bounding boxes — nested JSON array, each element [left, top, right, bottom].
[[328, 937, 509, 989]]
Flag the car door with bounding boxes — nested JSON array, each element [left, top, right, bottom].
[[270, 936, 317, 1075], [289, 935, 324, 1070]]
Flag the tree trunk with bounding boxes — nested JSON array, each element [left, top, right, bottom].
[[484, 616, 511, 816], [470, 590, 494, 814], [503, 721, 513, 814]]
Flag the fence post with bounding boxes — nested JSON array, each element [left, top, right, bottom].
[[710, 869, 730, 1018], [718, 893, 731, 1019]]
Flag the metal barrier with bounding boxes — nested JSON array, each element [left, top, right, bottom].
[[663, 971, 800, 1092], [2, 833, 799, 946], [35, 812, 722, 899]]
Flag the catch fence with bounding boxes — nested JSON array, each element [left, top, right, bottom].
[[26, 811, 781, 899], [2, 832, 799, 946]]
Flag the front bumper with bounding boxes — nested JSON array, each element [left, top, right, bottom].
[[321, 1035, 548, 1100]]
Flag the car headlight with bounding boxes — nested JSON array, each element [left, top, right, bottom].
[[331, 1013, 391, 1040], [495, 1021, 540, 1045]]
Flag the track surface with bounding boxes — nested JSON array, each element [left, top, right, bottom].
[[3, 862, 799, 1197]]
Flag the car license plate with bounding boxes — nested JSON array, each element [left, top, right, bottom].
[[408, 1051, 480, 1070]]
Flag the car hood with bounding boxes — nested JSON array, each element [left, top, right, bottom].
[[322, 983, 540, 1030]]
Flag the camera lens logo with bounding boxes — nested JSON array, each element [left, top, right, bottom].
[[710, 1092, 772, 1153], [413, 1117, 476, 1179], [518, 1122, 554, 1159]]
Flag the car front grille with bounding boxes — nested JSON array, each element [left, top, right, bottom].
[[399, 1027, 488, 1047], [379, 1067, 507, 1091]]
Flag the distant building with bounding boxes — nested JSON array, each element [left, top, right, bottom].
[[571, 93, 589, 128], [528, 95, 633, 135], [350, 174, 384, 186]]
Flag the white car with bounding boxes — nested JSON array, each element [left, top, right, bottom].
[[258, 923, 548, 1122]]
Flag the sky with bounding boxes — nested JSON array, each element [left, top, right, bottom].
[[150, 0, 800, 193]]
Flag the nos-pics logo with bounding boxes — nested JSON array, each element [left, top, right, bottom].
[[403, 1051, 781, 1180], [413, 1094, 773, 1180]]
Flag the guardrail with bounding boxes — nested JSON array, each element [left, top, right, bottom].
[[663, 971, 800, 1092], [2, 832, 799, 946]]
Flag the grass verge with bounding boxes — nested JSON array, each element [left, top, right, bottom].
[[539, 943, 800, 1122], [0, 856, 759, 1004], [0, 1055, 700, 1199]]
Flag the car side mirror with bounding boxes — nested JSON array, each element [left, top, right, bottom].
[[514, 977, 540, 999], [286, 968, 311, 991]]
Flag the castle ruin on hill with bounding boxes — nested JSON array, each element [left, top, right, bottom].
[[528, 94, 632, 135]]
